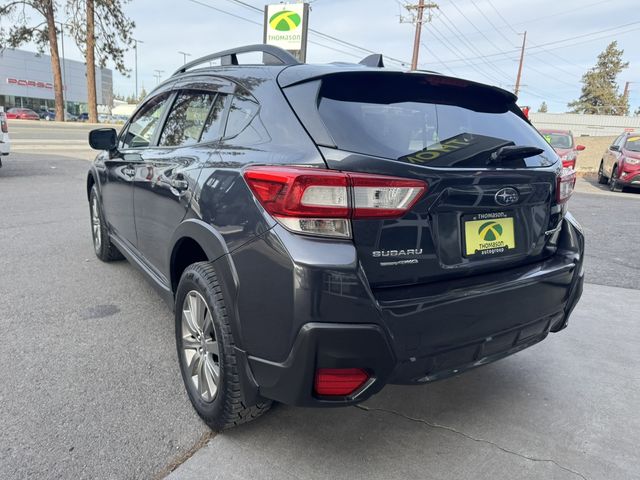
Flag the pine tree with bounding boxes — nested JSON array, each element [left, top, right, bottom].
[[568, 41, 629, 115], [538, 101, 548, 113], [66, 0, 134, 122], [138, 86, 147, 102], [0, 1, 66, 121]]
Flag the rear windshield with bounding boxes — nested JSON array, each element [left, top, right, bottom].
[[316, 73, 557, 168], [542, 132, 573, 149]]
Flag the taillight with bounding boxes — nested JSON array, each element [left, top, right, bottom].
[[244, 166, 426, 238], [314, 368, 369, 396], [557, 168, 576, 203], [0, 117, 7, 133]]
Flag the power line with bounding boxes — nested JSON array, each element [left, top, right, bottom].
[[220, 0, 412, 66], [460, 0, 609, 77], [436, 9, 515, 82], [423, 20, 640, 65], [428, 22, 505, 85], [468, 0, 514, 45], [187, 0, 401, 63], [444, 0, 515, 58], [484, 0, 519, 35]]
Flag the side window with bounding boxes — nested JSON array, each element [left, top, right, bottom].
[[121, 93, 171, 149], [224, 96, 260, 139], [159, 90, 217, 147], [199, 94, 228, 144], [223, 95, 268, 144]]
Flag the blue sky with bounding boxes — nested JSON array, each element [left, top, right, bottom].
[[34, 0, 640, 112]]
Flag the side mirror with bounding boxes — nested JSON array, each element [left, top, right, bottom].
[[610, 144, 620, 152], [89, 128, 118, 151], [576, 144, 586, 151]]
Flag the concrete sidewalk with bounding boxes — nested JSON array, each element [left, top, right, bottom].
[[167, 283, 640, 480]]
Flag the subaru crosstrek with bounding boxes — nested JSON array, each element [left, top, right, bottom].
[[86, 45, 584, 431]]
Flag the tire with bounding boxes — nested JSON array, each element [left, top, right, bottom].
[[89, 185, 124, 261], [609, 166, 623, 192], [175, 262, 271, 431], [597, 161, 608, 184]]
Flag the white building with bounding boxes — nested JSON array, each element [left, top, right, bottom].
[[0, 48, 113, 114]]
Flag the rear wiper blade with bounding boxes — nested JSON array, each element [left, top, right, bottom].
[[489, 145, 544, 164]]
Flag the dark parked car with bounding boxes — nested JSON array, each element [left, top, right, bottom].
[[598, 131, 640, 191], [40, 110, 78, 121], [539, 128, 585, 170], [78, 112, 89, 122], [87, 45, 584, 431], [6, 107, 40, 120]]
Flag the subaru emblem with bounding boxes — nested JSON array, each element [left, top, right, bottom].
[[495, 187, 519, 206]]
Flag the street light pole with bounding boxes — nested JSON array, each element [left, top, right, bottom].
[[178, 51, 192, 65], [133, 39, 144, 99], [154, 69, 165, 85]]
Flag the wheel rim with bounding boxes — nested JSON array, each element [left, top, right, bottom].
[[181, 290, 220, 402], [609, 168, 617, 191], [91, 196, 102, 252]]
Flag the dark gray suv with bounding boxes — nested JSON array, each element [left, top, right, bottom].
[[87, 45, 584, 431]]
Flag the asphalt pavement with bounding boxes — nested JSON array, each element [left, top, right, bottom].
[[0, 128, 639, 480]]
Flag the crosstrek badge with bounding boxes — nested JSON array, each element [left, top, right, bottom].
[[464, 216, 516, 256]]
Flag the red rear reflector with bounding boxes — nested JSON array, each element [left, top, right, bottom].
[[314, 368, 369, 396]]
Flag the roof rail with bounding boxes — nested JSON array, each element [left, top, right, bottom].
[[172, 44, 301, 76], [359, 54, 384, 68]]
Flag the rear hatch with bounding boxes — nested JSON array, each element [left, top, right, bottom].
[[281, 69, 564, 288]]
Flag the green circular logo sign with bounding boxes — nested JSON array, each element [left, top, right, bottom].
[[269, 10, 301, 31], [478, 221, 503, 241]]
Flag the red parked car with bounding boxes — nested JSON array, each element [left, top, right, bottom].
[[598, 131, 640, 192], [539, 129, 585, 170], [5, 107, 40, 121]]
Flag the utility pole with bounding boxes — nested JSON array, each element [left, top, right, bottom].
[[133, 39, 144, 100], [178, 51, 192, 65], [514, 31, 527, 97], [404, 1, 439, 70]]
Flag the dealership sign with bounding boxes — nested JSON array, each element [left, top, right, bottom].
[[264, 3, 308, 58], [6, 77, 54, 89]]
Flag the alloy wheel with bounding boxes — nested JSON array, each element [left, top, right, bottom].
[[91, 196, 102, 252], [609, 168, 619, 192], [181, 290, 221, 402]]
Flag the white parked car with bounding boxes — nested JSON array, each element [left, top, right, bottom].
[[0, 106, 10, 166]]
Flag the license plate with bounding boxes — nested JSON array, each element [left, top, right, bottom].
[[463, 214, 516, 257]]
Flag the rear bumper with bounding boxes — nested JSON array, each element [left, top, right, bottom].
[[244, 213, 585, 407]]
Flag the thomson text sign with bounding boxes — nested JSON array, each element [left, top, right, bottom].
[[264, 3, 308, 60]]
